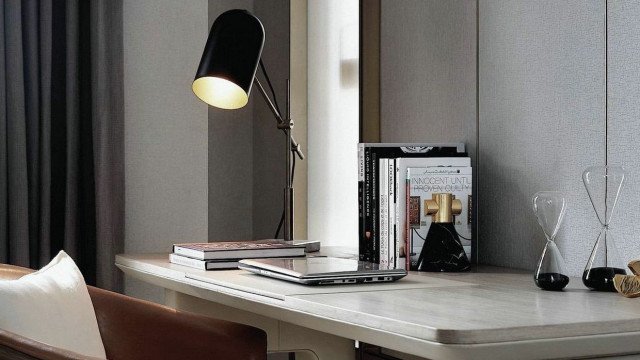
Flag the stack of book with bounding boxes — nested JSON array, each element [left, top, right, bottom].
[[169, 240, 307, 270], [358, 143, 472, 270]]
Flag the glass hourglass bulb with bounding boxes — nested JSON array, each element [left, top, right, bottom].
[[532, 191, 569, 291], [582, 166, 627, 292]]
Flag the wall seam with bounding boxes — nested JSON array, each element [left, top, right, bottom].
[[605, 0, 608, 166], [475, 0, 480, 265]]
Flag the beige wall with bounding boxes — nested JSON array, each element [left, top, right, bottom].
[[123, 0, 209, 302]]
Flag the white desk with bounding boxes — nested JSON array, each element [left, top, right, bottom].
[[116, 253, 640, 360]]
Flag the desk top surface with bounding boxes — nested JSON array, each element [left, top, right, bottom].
[[116, 252, 640, 346]]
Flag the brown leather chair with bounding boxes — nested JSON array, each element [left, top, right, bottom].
[[0, 264, 267, 360]]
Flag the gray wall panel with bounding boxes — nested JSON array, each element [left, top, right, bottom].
[[208, 0, 255, 241], [207, 0, 290, 241], [252, 0, 290, 239], [380, 0, 478, 259], [380, 0, 477, 165], [608, 1, 640, 263], [478, 0, 605, 274], [124, 0, 209, 302]]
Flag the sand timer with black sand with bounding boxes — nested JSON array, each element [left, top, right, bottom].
[[532, 191, 570, 291], [582, 166, 628, 292]]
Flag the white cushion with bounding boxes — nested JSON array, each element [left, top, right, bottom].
[[0, 251, 107, 359]]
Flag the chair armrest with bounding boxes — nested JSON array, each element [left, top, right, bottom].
[[0, 264, 34, 279], [88, 287, 267, 360], [0, 329, 102, 360]]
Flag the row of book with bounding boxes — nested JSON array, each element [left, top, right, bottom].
[[169, 240, 306, 270], [358, 143, 473, 270]]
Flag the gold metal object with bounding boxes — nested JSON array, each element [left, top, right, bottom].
[[424, 193, 462, 223], [629, 260, 640, 276], [614, 274, 640, 298]]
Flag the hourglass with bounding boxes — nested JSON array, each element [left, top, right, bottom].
[[532, 191, 569, 291], [582, 166, 627, 292]]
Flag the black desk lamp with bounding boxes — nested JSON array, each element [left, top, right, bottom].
[[193, 9, 304, 241]]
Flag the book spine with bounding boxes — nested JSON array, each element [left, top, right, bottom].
[[372, 151, 379, 264], [358, 143, 365, 261], [405, 176, 411, 270], [379, 159, 389, 268], [169, 253, 205, 270], [388, 159, 396, 268], [364, 146, 467, 161], [395, 159, 404, 269], [173, 247, 205, 260], [364, 146, 373, 262], [359, 143, 466, 153]]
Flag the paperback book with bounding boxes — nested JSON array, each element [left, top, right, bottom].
[[169, 253, 240, 270], [394, 157, 471, 269], [378, 158, 391, 268], [406, 166, 472, 270]]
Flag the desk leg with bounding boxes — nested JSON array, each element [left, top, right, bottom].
[[165, 290, 355, 360]]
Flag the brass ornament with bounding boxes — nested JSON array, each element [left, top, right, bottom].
[[424, 193, 462, 223]]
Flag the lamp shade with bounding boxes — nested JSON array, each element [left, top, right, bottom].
[[192, 9, 265, 109]]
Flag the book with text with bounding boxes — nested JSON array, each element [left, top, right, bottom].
[[394, 157, 471, 269], [379, 158, 389, 268], [169, 253, 240, 270], [173, 240, 306, 261], [406, 167, 472, 270]]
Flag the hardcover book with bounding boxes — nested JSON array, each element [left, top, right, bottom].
[[169, 253, 240, 270], [173, 240, 306, 260], [387, 159, 397, 268], [406, 166, 472, 270], [379, 158, 389, 268], [394, 157, 471, 269]]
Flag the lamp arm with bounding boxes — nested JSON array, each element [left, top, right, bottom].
[[253, 77, 304, 160]]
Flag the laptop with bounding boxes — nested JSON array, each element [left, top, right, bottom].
[[238, 257, 407, 285]]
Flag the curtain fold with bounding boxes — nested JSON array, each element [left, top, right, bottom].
[[90, 0, 124, 291], [37, 0, 52, 267], [4, 0, 30, 267], [0, 0, 6, 264], [0, 0, 124, 292]]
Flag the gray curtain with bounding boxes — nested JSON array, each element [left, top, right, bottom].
[[0, 0, 124, 292]]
